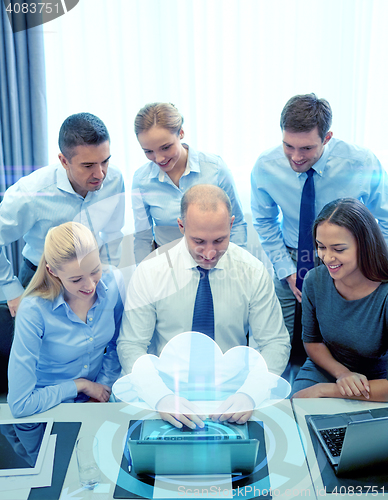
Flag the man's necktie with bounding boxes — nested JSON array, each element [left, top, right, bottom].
[[296, 168, 315, 291], [189, 267, 215, 397], [191, 266, 214, 339]]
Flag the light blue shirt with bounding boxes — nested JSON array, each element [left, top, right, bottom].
[[7, 270, 124, 418], [251, 138, 388, 280], [0, 163, 125, 301], [132, 145, 247, 263]]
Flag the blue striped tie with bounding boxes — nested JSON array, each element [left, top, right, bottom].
[[191, 266, 214, 339], [296, 168, 315, 291]]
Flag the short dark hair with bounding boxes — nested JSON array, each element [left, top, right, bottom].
[[58, 113, 110, 160], [280, 93, 332, 141], [313, 198, 388, 282], [180, 185, 232, 223]]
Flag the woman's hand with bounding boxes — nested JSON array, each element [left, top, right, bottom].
[[75, 378, 111, 402], [304, 343, 369, 398], [336, 372, 370, 399]]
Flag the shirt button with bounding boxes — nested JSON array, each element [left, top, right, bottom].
[[84, 365, 88, 369], [89, 337, 93, 342], [88, 317, 93, 322]]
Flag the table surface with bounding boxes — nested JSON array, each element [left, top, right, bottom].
[[292, 398, 388, 499], [0, 400, 315, 500]]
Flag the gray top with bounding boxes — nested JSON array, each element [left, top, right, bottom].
[[302, 265, 388, 378]]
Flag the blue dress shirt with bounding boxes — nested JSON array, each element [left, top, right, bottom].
[[0, 163, 125, 301], [7, 270, 124, 417], [251, 138, 388, 280], [132, 145, 247, 262]]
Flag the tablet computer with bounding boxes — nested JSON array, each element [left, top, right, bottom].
[[0, 418, 53, 476], [127, 419, 259, 475]]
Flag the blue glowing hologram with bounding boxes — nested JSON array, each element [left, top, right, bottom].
[[113, 332, 290, 413]]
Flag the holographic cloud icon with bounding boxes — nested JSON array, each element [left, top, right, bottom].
[[113, 332, 291, 414]]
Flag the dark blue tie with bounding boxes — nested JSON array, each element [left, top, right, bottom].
[[189, 267, 215, 398], [191, 266, 214, 339], [296, 169, 315, 291]]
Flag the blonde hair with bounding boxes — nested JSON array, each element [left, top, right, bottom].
[[24, 222, 99, 301], [134, 102, 183, 136]]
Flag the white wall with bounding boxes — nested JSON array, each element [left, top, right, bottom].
[[43, 0, 388, 225]]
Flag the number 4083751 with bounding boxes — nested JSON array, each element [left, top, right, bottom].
[[5, 3, 60, 14], [332, 486, 385, 496]]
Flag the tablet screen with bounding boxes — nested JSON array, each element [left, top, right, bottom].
[[0, 418, 53, 476]]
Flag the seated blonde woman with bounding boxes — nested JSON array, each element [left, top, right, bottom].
[[8, 222, 124, 417]]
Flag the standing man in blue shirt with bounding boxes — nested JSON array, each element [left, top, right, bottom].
[[0, 112, 125, 317], [251, 94, 388, 340]]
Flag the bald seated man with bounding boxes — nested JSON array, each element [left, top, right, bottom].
[[117, 184, 290, 428]]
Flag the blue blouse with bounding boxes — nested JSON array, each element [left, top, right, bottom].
[[7, 270, 124, 417], [132, 145, 247, 263]]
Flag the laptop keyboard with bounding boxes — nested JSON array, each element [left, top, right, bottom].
[[319, 427, 346, 457]]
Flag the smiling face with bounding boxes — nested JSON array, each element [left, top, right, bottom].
[[137, 126, 187, 175], [282, 127, 332, 173], [59, 141, 111, 198], [48, 250, 102, 304], [177, 203, 234, 269], [315, 221, 364, 286]]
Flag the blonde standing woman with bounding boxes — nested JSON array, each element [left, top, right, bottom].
[[8, 222, 124, 417], [132, 102, 247, 263]]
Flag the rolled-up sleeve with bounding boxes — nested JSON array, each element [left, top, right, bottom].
[[8, 302, 78, 418]]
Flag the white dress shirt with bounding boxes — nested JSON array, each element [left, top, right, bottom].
[[117, 238, 290, 377]]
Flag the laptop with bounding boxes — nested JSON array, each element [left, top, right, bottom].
[[127, 419, 260, 475], [307, 408, 388, 476]]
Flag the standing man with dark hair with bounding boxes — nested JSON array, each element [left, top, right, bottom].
[[251, 93, 388, 340], [0, 112, 125, 317]]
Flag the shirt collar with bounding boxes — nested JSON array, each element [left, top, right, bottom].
[[312, 141, 331, 176], [296, 141, 331, 178], [186, 145, 200, 173], [52, 278, 108, 311], [147, 144, 198, 182], [57, 164, 79, 195]]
